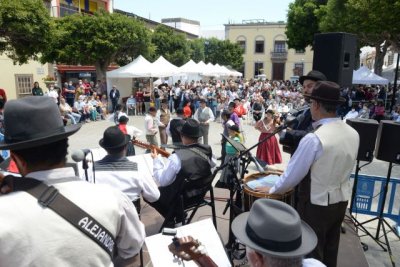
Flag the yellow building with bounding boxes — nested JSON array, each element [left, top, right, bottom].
[[225, 20, 313, 81], [0, 0, 112, 100], [0, 55, 52, 100]]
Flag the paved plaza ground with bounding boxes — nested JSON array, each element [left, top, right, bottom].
[[68, 114, 400, 266]]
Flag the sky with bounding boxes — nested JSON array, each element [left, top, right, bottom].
[[113, 0, 294, 31]]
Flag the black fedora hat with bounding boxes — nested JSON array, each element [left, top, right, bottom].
[[303, 81, 345, 104], [0, 96, 81, 150], [299, 70, 327, 85], [232, 199, 317, 258], [180, 118, 202, 138], [99, 126, 130, 149]]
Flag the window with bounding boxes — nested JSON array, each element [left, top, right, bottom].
[[388, 53, 394, 66], [274, 41, 286, 52], [15, 74, 33, 98], [254, 62, 264, 77], [238, 63, 245, 77], [255, 40, 264, 53], [295, 49, 305, 54], [293, 63, 304, 76], [237, 40, 246, 53]]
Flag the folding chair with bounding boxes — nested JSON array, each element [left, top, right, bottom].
[[126, 99, 136, 116], [158, 175, 217, 232]]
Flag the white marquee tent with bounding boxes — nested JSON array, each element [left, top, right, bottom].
[[352, 66, 388, 85], [106, 56, 243, 100]]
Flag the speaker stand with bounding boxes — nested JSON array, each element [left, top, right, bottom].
[[349, 160, 387, 252], [351, 162, 399, 267]]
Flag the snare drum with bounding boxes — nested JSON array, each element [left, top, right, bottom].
[[243, 171, 294, 211]]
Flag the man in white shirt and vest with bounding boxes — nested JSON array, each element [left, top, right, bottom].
[[193, 99, 214, 145], [256, 81, 359, 267]]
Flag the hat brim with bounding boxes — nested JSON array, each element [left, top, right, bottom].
[[303, 93, 346, 104], [99, 135, 130, 149], [232, 212, 317, 258], [299, 75, 323, 85], [0, 124, 81, 151]]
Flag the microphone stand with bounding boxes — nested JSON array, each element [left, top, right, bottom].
[[216, 124, 288, 262], [82, 156, 89, 182]]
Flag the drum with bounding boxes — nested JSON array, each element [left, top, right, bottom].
[[243, 171, 294, 211]]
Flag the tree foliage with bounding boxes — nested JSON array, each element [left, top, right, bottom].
[[318, 0, 400, 74], [41, 10, 153, 80], [0, 0, 52, 64], [188, 38, 205, 63], [286, 0, 400, 75], [151, 25, 191, 66], [204, 38, 244, 69], [285, 0, 327, 50]]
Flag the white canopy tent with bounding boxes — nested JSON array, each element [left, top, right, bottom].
[[151, 56, 180, 77], [176, 59, 204, 82], [106, 55, 154, 99], [382, 60, 400, 83], [352, 66, 388, 85], [106, 55, 180, 100]]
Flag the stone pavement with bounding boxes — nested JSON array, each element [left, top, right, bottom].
[[68, 114, 400, 266]]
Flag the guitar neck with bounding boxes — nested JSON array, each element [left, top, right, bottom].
[[195, 255, 218, 267], [132, 140, 170, 157]]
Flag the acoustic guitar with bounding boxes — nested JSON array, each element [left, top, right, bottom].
[[132, 139, 170, 158], [168, 236, 218, 267]]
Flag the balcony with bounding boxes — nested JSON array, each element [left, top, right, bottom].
[[270, 50, 288, 62]]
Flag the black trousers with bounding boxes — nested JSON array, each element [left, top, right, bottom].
[[297, 200, 348, 267]]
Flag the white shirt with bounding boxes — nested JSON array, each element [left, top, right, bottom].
[[153, 150, 217, 187], [144, 114, 158, 135], [343, 109, 359, 121], [193, 106, 215, 123], [0, 167, 145, 266], [94, 156, 159, 202], [153, 154, 182, 187], [303, 258, 326, 267], [45, 89, 58, 103], [270, 118, 340, 194]]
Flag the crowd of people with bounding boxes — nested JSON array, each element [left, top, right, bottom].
[[2, 69, 400, 267]]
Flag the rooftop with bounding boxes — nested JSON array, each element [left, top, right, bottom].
[[161, 17, 200, 26]]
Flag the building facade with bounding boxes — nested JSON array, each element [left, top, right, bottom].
[[161, 18, 200, 37], [225, 20, 313, 81]]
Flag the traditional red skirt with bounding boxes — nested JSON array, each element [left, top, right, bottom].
[[256, 132, 282, 165]]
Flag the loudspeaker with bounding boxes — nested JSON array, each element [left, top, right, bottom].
[[375, 120, 400, 163], [313, 33, 357, 88], [346, 118, 379, 162]]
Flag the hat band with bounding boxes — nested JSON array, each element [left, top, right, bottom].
[[5, 126, 66, 144], [246, 223, 302, 252]]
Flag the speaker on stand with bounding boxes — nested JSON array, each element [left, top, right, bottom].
[[350, 120, 400, 267], [346, 118, 384, 252]]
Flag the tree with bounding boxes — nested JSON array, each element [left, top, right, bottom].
[[285, 0, 328, 50], [151, 25, 191, 66], [318, 0, 399, 75], [204, 38, 243, 70], [0, 0, 52, 64], [188, 38, 205, 63], [41, 10, 153, 80]]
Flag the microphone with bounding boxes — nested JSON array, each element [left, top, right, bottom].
[[71, 149, 91, 162]]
